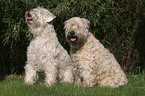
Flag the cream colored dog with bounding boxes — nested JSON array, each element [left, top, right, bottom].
[[64, 17, 128, 87], [24, 7, 73, 86]]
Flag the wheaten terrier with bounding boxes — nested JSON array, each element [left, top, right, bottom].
[[24, 7, 73, 86], [64, 17, 128, 87]]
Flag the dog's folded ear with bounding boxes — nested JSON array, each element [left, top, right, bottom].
[[82, 18, 90, 29], [44, 10, 56, 22], [37, 7, 56, 23], [64, 20, 69, 30]]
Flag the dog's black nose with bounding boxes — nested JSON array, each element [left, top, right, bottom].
[[70, 31, 75, 35]]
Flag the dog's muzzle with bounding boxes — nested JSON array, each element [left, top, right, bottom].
[[25, 9, 32, 27], [68, 31, 78, 42]]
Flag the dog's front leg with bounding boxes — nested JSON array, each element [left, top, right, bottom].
[[44, 63, 58, 86]]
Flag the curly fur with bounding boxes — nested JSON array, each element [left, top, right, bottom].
[[64, 17, 128, 87], [24, 7, 73, 86]]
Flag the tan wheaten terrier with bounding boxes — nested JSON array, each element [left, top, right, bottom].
[[24, 7, 73, 86], [64, 17, 128, 87]]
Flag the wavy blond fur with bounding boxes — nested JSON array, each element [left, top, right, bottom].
[[24, 7, 73, 86], [64, 17, 128, 87]]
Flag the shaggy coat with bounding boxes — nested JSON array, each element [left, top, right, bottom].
[[64, 17, 128, 87], [24, 7, 73, 86]]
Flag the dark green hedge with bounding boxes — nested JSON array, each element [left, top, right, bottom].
[[0, 0, 145, 75]]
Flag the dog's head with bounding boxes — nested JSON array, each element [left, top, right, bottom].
[[25, 7, 56, 28], [64, 17, 90, 49]]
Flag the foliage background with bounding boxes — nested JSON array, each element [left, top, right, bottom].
[[0, 0, 145, 75]]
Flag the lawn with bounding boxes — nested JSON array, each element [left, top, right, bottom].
[[0, 75, 145, 96]]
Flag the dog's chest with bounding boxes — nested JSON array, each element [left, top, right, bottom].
[[71, 48, 96, 68], [29, 36, 60, 60]]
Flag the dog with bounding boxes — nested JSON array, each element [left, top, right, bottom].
[[64, 17, 128, 87], [24, 7, 73, 86]]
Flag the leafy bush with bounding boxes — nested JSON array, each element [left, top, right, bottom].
[[0, 0, 144, 74]]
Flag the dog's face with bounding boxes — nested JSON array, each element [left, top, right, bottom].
[[64, 17, 90, 49], [25, 7, 56, 27]]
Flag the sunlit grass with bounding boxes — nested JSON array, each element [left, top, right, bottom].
[[0, 75, 145, 96]]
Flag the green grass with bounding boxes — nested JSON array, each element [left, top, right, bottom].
[[0, 75, 145, 96]]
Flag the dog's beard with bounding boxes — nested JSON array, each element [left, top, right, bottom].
[[67, 34, 86, 50]]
